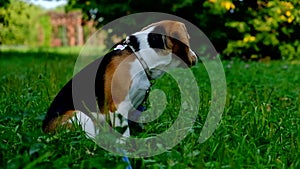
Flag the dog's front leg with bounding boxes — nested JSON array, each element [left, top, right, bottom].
[[111, 92, 149, 138], [109, 96, 133, 138], [109, 111, 130, 137]]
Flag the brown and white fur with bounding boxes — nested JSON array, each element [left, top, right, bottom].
[[42, 20, 198, 139]]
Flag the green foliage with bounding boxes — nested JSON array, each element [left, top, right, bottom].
[[0, 48, 300, 168], [221, 0, 300, 60], [38, 15, 52, 47], [65, 0, 300, 60], [0, 0, 45, 46], [66, 0, 131, 21], [1, 0, 300, 59], [0, 0, 9, 7]]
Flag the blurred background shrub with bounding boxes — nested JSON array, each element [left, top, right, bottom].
[[1, 0, 300, 60]]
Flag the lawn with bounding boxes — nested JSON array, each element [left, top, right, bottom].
[[0, 47, 299, 169]]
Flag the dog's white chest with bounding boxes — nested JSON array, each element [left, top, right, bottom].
[[128, 59, 151, 109]]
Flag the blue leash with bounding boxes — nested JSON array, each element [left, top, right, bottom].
[[120, 105, 146, 169], [122, 156, 133, 169]]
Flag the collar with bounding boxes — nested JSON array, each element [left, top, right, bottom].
[[121, 39, 152, 80]]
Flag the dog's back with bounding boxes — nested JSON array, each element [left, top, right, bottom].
[[42, 44, 135, 133]]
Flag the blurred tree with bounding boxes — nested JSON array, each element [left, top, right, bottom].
[[0, 0, 43, 46], [0, 0, 9, 7], [222, 0, 300, 60], [1, 0, 299, 60], [66, 0, 300, 60], [65, 0, 227, 51], [0, 0, 9, 31]]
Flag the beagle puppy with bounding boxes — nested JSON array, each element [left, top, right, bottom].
[[42, 20, 198, 139]]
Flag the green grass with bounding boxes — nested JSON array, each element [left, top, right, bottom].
[[0, 47, 299, 169]]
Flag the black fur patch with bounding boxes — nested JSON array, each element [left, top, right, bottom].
[[147, 33, 165, 49], [147, 26, 167, 50], [127, 35, 140, 52]]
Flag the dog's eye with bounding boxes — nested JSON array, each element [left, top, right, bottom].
[[149, 33, 160, 41], [148, 33, 165, 49]]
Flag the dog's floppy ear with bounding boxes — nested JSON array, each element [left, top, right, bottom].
[[165, 22, 190, 49]]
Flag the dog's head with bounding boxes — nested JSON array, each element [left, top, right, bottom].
[[141, 20, 198, 66], [126, 20, 197, 66]]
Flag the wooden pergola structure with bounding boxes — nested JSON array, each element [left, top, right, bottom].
[[48, 11, 84, 47]]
